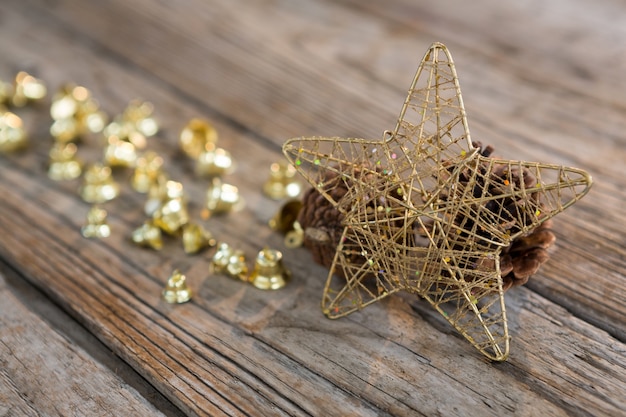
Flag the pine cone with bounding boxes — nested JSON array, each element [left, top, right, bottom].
[[297, 143, 556, 290]]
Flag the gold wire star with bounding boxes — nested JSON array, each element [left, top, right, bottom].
[[283, 42, 592, 361]]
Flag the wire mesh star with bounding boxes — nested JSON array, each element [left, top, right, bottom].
[[283, 42, 592, 361]]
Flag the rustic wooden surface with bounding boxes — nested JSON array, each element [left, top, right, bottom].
[[0, 0, 625, 416]]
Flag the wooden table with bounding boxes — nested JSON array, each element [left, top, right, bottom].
[[1, 0, 624, 415]]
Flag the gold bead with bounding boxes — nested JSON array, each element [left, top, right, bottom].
[[195, 143, 233, 177], [263, 162, 302, 199], [132, 151, 164, 193], [205, 178, 244, 214], [0, 111, 27, 153], [79, 163, 120, 203], [179, 118, 218, 159], [211, 242, 248, 281], [248, 248, 290, 290], [48, 142, 82, 181], [81, 206, 111, 238], [131, 220, 163, 250], [162, 270, 192, 304], [182, 222, 216, 254], [11, 71, 47, 107]]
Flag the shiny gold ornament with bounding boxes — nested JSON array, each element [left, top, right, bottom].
[[153, 197, 189, 235], [211, 242, 248, 281], [283, 43, 592, 361], [132, 151, 164, 193], [48, 142, 82, 181], [79, 163, 120, 203], [104, 100, 158, 149], [0, 111, 27, 153], [195, 143, 233, 177], [182, 222, 216, 254], [162, 270, 192, 304], [269, 200, 303, 233], [0, 80, 14, 105], [145, 179, 188, 232], [179, 118, 218, 159], [123, 100, 159, 138], [269, 200, 304, 248], [263, 162, 302, 199], [205, 178, 244, 214], [11, 71, 47, 107], [248, 248, 290, 290], [50, 84, 107, 142], [131, 220, 163, 250], [143, 173, 172, 216], [103, 135, 138, 167], [284, 221, 304, 249], [81, 206, 111, 239]]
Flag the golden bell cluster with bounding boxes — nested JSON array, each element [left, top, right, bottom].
[[210, 243, 290, 290], [1, 71, 47, 108], [103, 100, 159, 168], [0, 71, 47, 153], [131, 177, 217, 255], [178, 118, 243, 216], [47, 84, 107, 182], [179, 118, 233, 177], [50, 84, 107, 143]]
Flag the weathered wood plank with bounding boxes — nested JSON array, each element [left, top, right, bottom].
[[0, 152, 624, 416], [0, 0, 624, 415], [9, 0, 625, 341], [0, 268, 182, 417]]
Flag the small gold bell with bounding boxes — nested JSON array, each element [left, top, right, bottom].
[[131, 219, 163, 250], [132, 151, 164, 193], [123, 99, 159, 138], [50, 84, 107, 142], [48, 142, 82, 181], [81, 206, 111, 238], [0, 111, 27, 153], [206, 178, 244, 214], [211, 242, 248, 281], [79, 163, 120, 203], [11, 71, 47, 107], [182, 222, 216, 254], [179, 118, 218, 159], [284, 221, 304, 248], [269, 200, 304, 248], [195, 143, 233, 177], [269, 200, 303, 233], [153, 197, 189, 235], [263, 162, 302, 199], [103, 135, 138, 167], [248, 248, 290, 290], [144, 174, 171, 216], [162, 270, 192, 304]]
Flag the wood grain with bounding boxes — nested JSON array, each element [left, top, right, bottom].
[[0, 0, 624, 415], [0, 267, 183, 416]]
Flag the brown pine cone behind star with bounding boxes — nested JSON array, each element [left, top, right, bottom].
[[296, 143, 556, 290]]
